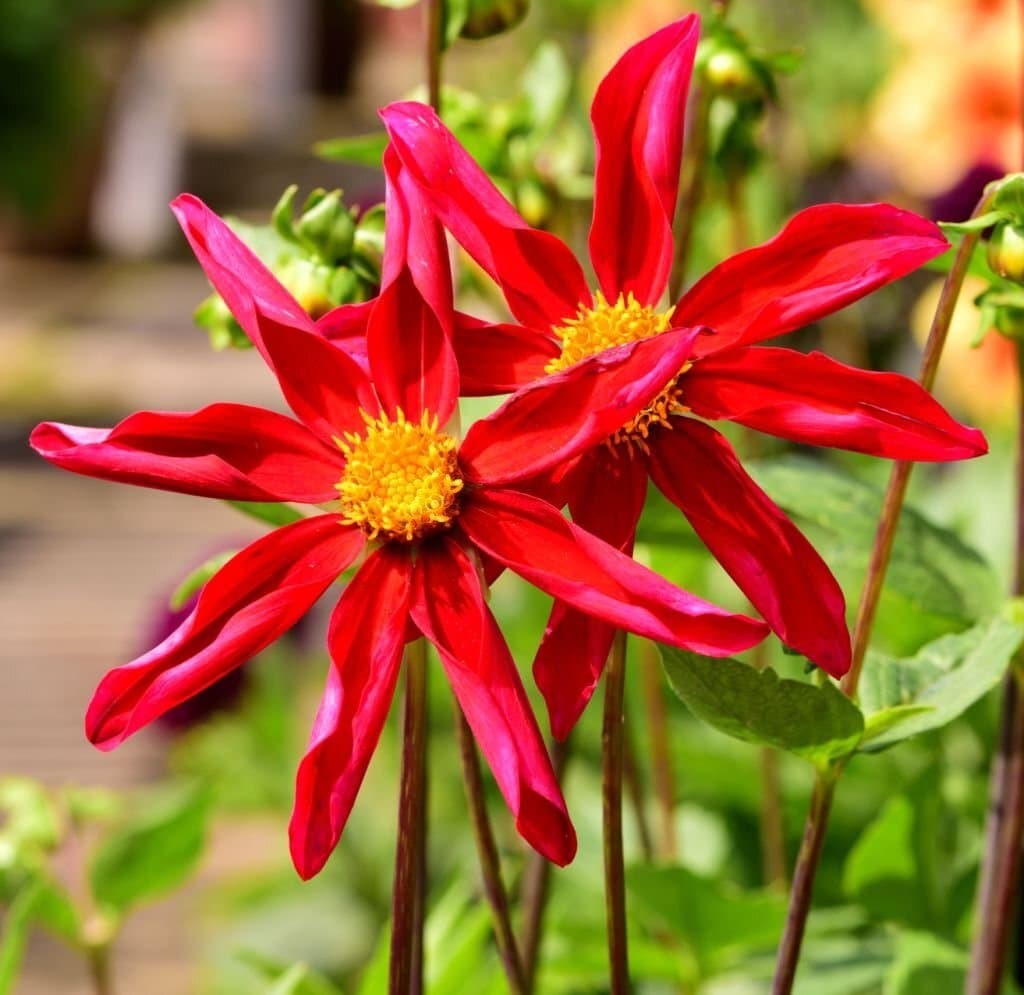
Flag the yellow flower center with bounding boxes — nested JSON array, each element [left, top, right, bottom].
[[336, 409, 464, 542], [546, 292, 689, 453]]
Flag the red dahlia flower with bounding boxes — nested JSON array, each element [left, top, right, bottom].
[[378, 14, 988, 738], [30, 154, 768, 878]]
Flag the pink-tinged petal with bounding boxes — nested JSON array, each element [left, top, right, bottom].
[[86, 515, 364, 750], [256, 314, 379, 446], [380, 101, 589, 328], [674, 204, 949, 351], [289, 545, 413, 879], [460, 326, 702, 485], [534, 450, 650, 738], [454, 312, 560, 395], [410, 537, 576, 865], [648, 421, 850, 677], [315, 299, 374, 371], [366, 149, 458, 423], [171, 193, 315, 345], [589, 15, 700, 305], [31, 404, 345, 503], [684, 347, 988, 461], [461, 487, 767, 655]]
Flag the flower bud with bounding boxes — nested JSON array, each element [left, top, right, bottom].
[[987, 222, 1024, 284], [460, 0, 529, 40], [703, 48, 763, 99], [296, 190, 357, 265]]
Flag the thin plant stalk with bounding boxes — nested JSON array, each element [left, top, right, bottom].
[[454, 704, 528, 995], [603, 630, 632, 994], [966, 340, 1024, 995], [622, 710, 655, 861], [425, 0, 442, 112], [638, 639, 678, 860], [86, 944, 113, 995], [759, 746, 788, 890], [518, 737, 572, 993], [668, 90, 712, 302], [389, 639, 429, 995], [771, 191, 994, 994]]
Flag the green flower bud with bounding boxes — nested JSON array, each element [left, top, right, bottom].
[[987, 222, 1024, 284], [296, 189, 356, 265], [702, 47, 764, 100], [995, 305, 1024, 340], [279, 258, 340, 320], [352, 204, 386, 287], [460, 0, 529, 40]]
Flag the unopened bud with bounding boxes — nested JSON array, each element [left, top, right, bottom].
[[460, 0, 529, 40], [987, 222, 1024, 283]]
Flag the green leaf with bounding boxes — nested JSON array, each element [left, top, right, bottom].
[[0, 882, 41, 994], [314, 133, 388, 168], [882, 932, 968, 995], [748, 458, 1001, 654], [241, 955, 343, 995], [628, 864, 786, 975], [89, 784, 210, 914], [442, 0, 470, 47], [660, 647, 864, 765], [226, 501, 305, 528], [169, 551, 235, 610], [858, 612, 1024, 750]]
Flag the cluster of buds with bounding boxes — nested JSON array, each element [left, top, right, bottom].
[[194, 186, 385, 350]]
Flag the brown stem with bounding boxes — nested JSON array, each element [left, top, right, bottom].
[[668, 91, 711, 302], [603, 630, 632, 994], [771, 770, 838, 995], [519, 737, 572, 993], [622, 709, 654, 862], [639, 639, 678, 860], [772, 188, 997, 994], [759, 748, 788, 890], [389, 640, 429, 995], [426, 0, 443, 112], [86, 943, 113, 995], [966, 342, 1024, 994], [841, 189, 996, 698], [454, 704, 527, 995], [726, 172, 750, 255]]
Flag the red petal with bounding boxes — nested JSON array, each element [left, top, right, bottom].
[[256, 315, 380, 446], [380, 102, 589, 328], [589, 15, 700, 305], [316, 299, 374, 371], [365, 149, 458, 423], [453, 312, 560, 395], [459, 325, 701, 485], [31, 404, 345, 503], [684, 347, 988, 460], [86, 516, 364, 749], [461, 487, 767, 655], [533, 450, 649, 739], [289, 546, 413, 879], [674, 204, 948, 351], [648, 422, 850, 676], [171, 193, 315, 346], [410, 538, 576, 865]]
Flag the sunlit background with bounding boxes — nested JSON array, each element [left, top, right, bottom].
[[2, 1, 1022, 992]]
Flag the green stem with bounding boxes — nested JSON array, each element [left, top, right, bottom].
[[454, 704, 528, 995], [86, 942, 114, 995], [668, 90, 711, 302], [603, 630, 632, 994], [426, 0, 443, 112], [771, 188, 996, 995], [966, 341, 1024, 994], [389, 640, 429, 995], [518, 737, 572, 993], [622, 708, 654, 862], [760, 747, 788, 891]]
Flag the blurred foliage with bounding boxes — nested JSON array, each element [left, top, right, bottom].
[[0, 0, 185, 217]]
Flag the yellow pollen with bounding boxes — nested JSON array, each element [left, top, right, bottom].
[[547, 292, 690, 453], [335, 408, 464, 542]]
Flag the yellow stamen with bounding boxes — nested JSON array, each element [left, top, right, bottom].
[[547, 292, 690, 453], [336, 408, 464, 542]]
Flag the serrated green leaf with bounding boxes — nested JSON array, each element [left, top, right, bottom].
[[660, 647, 864, 765], [89, 785, 209, 914], [225, 501, 305, 528], [169, 551, 236, 610], [748, 458, 1001, 654], [314, 133, 388, 168], [858, 612, 1024, 750]]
